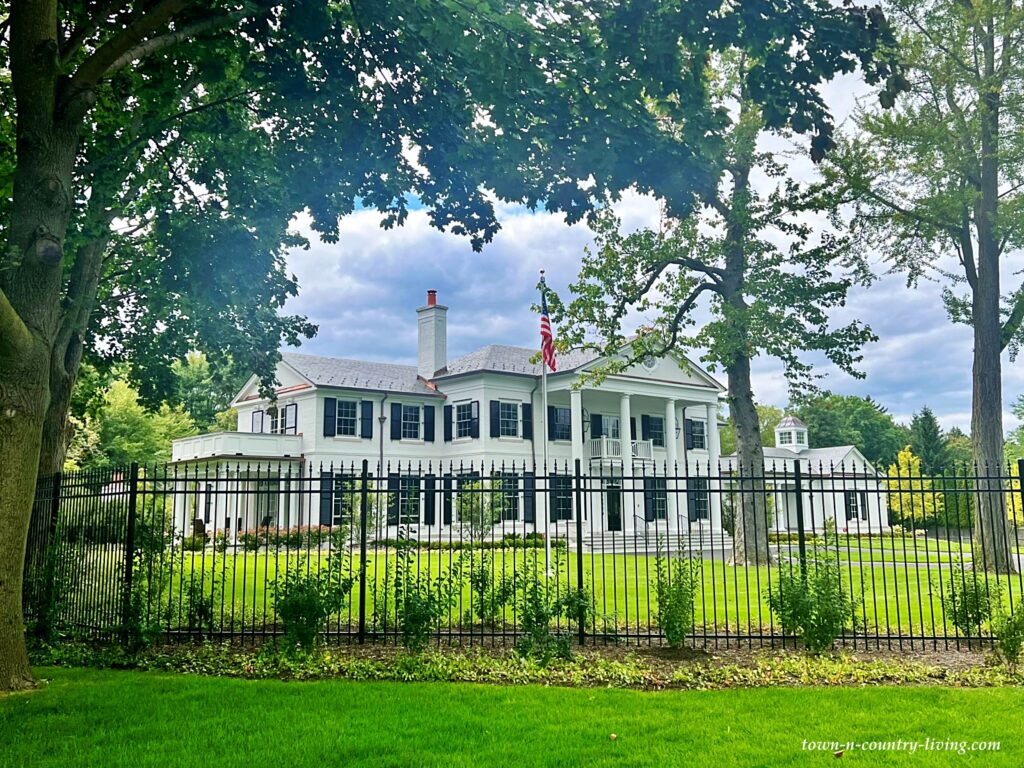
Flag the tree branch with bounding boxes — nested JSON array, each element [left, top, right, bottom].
[[105, 11, 248, 74], [656, 283, 719, 356], [0, 286, 34, 360], [1002, 289, 1024, 351]]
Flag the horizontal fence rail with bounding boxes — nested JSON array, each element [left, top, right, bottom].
[[22, 457, 1024, 651]]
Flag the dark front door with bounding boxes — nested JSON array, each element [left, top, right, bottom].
[[606, 487, 622, 532]]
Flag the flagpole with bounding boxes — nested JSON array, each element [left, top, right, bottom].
[[540, 270, 552, 575]]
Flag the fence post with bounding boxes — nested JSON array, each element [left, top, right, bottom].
[[1016, 459, 1024, 552], [122, 462, 140, 642], [793, 461, 807, 580], [358, 459, 370, 644], [574, 458, 586, 647]]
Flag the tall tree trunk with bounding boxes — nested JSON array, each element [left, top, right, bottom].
[[727, 355, 772, 565], [0, 4, 82, 690], [970, 16, 1016, 574]]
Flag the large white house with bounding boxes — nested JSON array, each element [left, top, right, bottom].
[[722, 416, 889, 534], [171, 290, 728, 544]]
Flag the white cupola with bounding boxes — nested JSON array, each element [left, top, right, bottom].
[[417, 289, 448, 379], [775, 415, 809, 453]]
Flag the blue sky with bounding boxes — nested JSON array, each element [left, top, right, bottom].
[[279, 74, 1022, 434], [280, 191, 1022, 433]]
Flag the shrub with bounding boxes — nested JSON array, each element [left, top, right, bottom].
[[166, 564, 226, 634], [465, 551, 517, 626], [766, 553, 858, 654], [993, 607, 1024, 667], [181, 533, 207, 552], [654, 546, 701, 649], [270, 555, 355, 651], [515, 550, 591, 664], [386, 541, 466, 652], [938, 563, 1001, 637]]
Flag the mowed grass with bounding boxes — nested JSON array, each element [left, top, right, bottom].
[[138, 547, 1024, 637], [0, 667, 1019, 767]]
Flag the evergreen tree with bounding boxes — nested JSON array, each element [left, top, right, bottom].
[[909, 407, 950, 474]]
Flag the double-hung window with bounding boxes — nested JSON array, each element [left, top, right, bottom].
[[398, 476, 420, 523], [336, 400, 359, 436], [494, 473, 519, 521], [550, 475, 573, 521], [333, 474, 357, 526], [401, 404, 421, 440], [690, 419, 707, 450], [455, 402, 474, 438], [606, 416, 621, 440], [552, 407, 572, 441], [644, 478, 668, 521], [688, 479, 710, 521], [499, 401, 519, 438], [647, 416, 666, 447]]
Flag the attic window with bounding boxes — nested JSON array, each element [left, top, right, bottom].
[[778, 431, 793, 445], [796, 430, 807, 445]]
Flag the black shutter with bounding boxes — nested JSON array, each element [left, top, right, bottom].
[[387, 474, 400, 525], [424, 405, 435, 442], [630, 416, 637, 441], [443, 405, 453, 442], [523, 473, 536, 523], [591, 413, 603, 439], [470, 401, 480, 438], [489, 400, 501, 438], [684, 418, 694, 450], [319, 471, 333, 526], [641, 414, 651, 441], [323, 398, 336, 437], [686, 487, 698, 522], [547, 405, 557, 440], [522, 403, 533, 440], [643, 477, 656, 522], [360, 400, 373, 439], [442, 475, 453, 525], [423, 475, 437, 525], [252, 409, 265, 433], [390, 403, 402, 440], [284, 403, 298, 435]]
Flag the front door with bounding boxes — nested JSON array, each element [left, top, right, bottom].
[[606, 486, 622, 532]]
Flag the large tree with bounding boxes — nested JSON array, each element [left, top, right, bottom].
[[822, 0, 1024, 571], [554, 39, 900, 565], [792, 392, 909, 467], [2, 0, 696, 692], [909, 406, 951, 473]]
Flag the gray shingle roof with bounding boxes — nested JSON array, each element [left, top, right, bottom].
[[722, 446, 876, 472], [281, 352, 441, 397], [440, 344, 599, 377]]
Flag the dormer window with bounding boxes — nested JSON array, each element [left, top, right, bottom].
[[778, 431, 793, 445], [796, 430, 807, 446]]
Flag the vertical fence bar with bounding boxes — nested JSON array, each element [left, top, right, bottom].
[[120, 462, 139, 643], [358, 459, 369, 644], [793, 461, 807, 580], [574, 458, 585, 646]]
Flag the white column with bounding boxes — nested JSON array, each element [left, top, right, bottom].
[[706, 401, 722, 534], [620, 394, 636, 533], [665, 398, 679, 534], [570, 388, 584, 465]]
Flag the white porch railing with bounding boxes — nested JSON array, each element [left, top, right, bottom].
[[171, 432, 303, 462], [588, 436, 654, 462]]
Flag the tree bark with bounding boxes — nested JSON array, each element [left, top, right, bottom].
[[969, 11, 1016, 574], [0, 3, 83, 691]]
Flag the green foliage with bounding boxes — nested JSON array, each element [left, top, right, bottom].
[[455, 480, 505, 543], [383, 538, 467, 652], [169, 353, 245, 433], [181, 534, 207, 552], [654, 546, 701, 649], [993, 607, 1024, 667], [270, 556, 355, 651], [465, 551, 517, 626], [909, 406, 951, 474], [719, 404, 784, 455], [792, 392, 909, 468], [766, 543, 859, 653], [515, 550, 591, 664], [937, 564, 1001, 638], [165, 562, 227, 635]]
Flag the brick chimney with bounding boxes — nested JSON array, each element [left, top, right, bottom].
[[417, 289, 447, 378]]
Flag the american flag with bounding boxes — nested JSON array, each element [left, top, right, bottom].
[[540, 289, 557, 372]]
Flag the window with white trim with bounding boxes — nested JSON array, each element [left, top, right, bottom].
[[778, 430, 793, 445], [333, 474, 356, 526], [401, 404, 421, 440], [494, 473, 519, 521], [455, 402, 474, 438], [552, 407, 572, 441], [606, 415, 621, 439], [690, 419, 707, 450], [398, 476, 420, 523], [498, 401, 519, 438], [647, 416, 666, 447], [336, 400, 359, 436]]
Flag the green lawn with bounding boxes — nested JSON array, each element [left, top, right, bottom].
[[0, 668, 1019, 766]]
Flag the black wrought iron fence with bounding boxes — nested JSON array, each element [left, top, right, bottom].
[[22, 458, 1024, 650]]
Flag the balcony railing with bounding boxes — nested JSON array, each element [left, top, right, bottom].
[[171, 431, 303, 462], [588, 436, 654, 463]]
